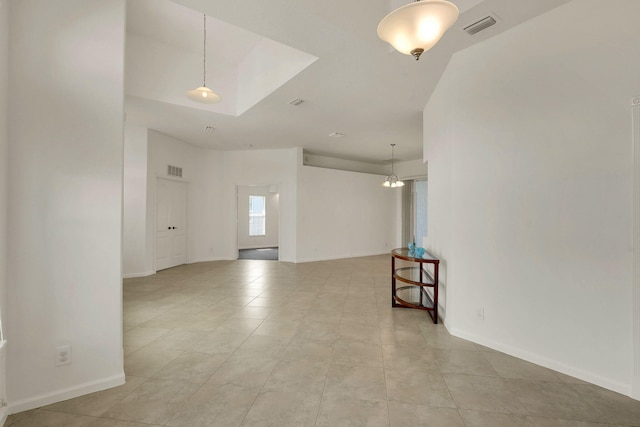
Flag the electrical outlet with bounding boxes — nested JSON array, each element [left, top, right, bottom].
[[56, 345, 72, 366], [476, 307, 485, 320]]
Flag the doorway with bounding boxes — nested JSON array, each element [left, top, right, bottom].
[[237, 185, 280, 260], [401, 179, 428, 247], [155, 178, 187, 271]]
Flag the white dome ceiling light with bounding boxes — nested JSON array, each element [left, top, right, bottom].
[[377, 0, 459, 61]]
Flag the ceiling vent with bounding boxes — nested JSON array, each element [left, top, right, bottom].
[[463, 15, 497, 35], [289, 98, 305, 106]]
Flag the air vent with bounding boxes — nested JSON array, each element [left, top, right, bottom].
[[289, 98, 304, 106], [167, 165, 182, 178], [463, 15, 497, 35]]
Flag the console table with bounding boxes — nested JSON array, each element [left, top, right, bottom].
[[391, 248, 439, 324]]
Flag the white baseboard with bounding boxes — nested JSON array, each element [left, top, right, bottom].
[[0, 407, 7, 426], [122, 271, 154, 279], [191, 256, 236, 263], [295, 251, 388, 264], [449, 327, 633, 398], [8, 372, 125, 415]]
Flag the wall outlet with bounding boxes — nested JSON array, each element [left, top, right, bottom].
[[476, 307, 485, 320], [56, 345, 72, 366]]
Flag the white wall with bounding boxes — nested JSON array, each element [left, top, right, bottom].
[[123, 125, 150, 277], [296, 164, 398, 262], [237, 186, 280, 249], [7, 0, 125, 412], [0, 0, 9, 422], [424, 0, 639, 396]]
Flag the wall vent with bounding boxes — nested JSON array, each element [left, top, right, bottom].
[[463, 15, 497, 35], [167, 165, 182, 178]]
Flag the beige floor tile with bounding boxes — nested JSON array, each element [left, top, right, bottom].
[[252, 318, 300, 339], [505, 379, 603, 421], [388, 401, 465, 427], [191, 329, 250, 354], [444, 373, 528, 414], [208, 354, 279, 388], [459, 409, 541, 427], [37, 256, 630, 427], [143, 328, 208, 351], [316, 395, 390, 427], [569, 383, 640, 426], [124, 347, 183, 377], [281, 340, 335, 363], [89, 418, 164, 427], [43, 376, 147, 417], [102, 378, 201, 425], [166, 382, 260, 427], [240, 390, 322, 427], [233, 334, 290, 358], [152, 351, 230, 384], [332, 339, 384, 368], [532, 417, 624, 427], [382, 343, 439, 372], [385, 368, 455, 408], [262, 359, 329, 394], [324, 364, 387, 402], [123, 327, 171, 350], [482, 351, 562, 382], [434, 349, 499, 376]]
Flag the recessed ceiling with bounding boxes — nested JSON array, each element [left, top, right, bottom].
[[125, 0, 571, 163]]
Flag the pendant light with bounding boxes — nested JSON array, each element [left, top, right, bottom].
[[186, 13, 221, 104], [377, 0, 459, 61], [382, 144, 405, 188]]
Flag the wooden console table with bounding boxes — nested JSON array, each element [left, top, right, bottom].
[[391, 248, 439, 324]]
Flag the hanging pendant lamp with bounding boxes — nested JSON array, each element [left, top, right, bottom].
[[186, 13, 221, 104], [382, 144, 405, 188], [377, 0, 459, 61]]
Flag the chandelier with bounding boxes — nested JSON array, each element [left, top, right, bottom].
[[382, 144, 405, 188]]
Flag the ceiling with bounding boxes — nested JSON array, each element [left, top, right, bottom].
[[125, 0, 571, 164]]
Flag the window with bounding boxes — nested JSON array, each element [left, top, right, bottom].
[[249, 195, 266, 236]]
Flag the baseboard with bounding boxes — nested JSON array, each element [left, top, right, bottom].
[[191, 256, 236, 263], [122, 270, 154, 279], [295, 251, 388, 264], [0, 406, 7, 426], [449, 327, 633, 398], [8, 372, 125, 415]]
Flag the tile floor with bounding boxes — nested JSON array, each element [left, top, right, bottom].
[[7, 255, 640, 426]]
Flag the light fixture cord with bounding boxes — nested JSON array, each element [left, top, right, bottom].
[[391, 143, 396, 174], [202, 13, 207, 87]]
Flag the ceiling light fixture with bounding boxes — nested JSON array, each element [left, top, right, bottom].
[[382, 144, 404, 188], [377, 0, 459, 61], [186, 13, 221, 104]]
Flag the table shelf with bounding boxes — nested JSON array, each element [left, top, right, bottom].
[[391, 248, 440, 324]]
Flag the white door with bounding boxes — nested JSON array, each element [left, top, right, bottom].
[[155, 178, 187, 271]]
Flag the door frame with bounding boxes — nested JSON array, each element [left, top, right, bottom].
[[235, 184, 281, 260]]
